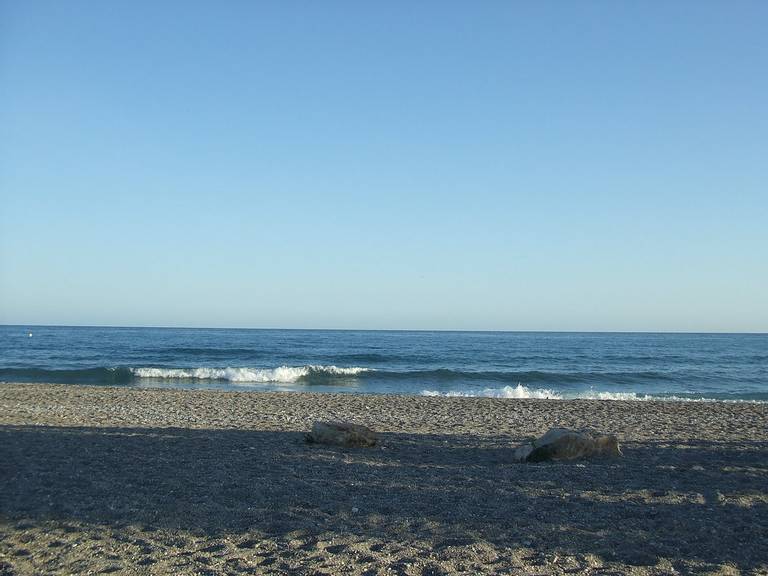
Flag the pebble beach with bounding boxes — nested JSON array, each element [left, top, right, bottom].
[[1, 383, 767, 575]]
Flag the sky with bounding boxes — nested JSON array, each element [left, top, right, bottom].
[[0, 1, 766, 332]]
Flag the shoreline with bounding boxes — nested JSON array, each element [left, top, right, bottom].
[[3, 378, 766, 405], [2, 382, 767, 575]]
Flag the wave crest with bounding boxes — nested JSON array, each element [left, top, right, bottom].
[[131, 365, 370, 383]]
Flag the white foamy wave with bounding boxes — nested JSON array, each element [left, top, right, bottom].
[[565, 391, 765, 403], [422, 384, 561, 399], [132, 365, 370, 383], [421, 386, 766, 403]]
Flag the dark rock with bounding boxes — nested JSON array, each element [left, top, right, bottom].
[[305, 421, 377, 447], [513, 428, 622, 462]]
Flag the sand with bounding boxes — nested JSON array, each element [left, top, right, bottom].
[[1, 383, 767, 576]]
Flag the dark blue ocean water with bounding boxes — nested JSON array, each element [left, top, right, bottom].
[[1, 326, 766, 401]]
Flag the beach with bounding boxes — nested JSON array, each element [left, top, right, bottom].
[[1, 383, 767, 575]]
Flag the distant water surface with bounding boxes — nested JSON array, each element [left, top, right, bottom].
[[1, 326, 766, 402]]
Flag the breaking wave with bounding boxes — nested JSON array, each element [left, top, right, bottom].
[[131, 365, 371, 383], [420, 384, 767, 403], [422, 384, 560, 399], [0, 365, 370, 385], [2, 366, 765, 401]]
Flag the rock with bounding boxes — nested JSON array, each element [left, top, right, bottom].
[[513, 443, 535, 462], [305, 421, 377, 447], [513, 428, 621, 462]]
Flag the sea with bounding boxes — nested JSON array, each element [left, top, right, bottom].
[[1, 326, 766, 402]]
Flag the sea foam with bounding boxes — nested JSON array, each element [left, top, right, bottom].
[[422, 384, 560, 399], [132, 365, 370, 383], [420, 385, 766, 403]]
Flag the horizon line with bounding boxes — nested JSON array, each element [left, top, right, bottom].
[[1, 323, 766, 335]]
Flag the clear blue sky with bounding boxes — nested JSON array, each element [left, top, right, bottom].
[[1, 1, 766, 331]]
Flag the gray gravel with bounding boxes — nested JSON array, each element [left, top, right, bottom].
[[1, 383, 767, 575]]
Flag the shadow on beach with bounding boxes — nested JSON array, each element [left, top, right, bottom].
[[2, 424, 767, 573]]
